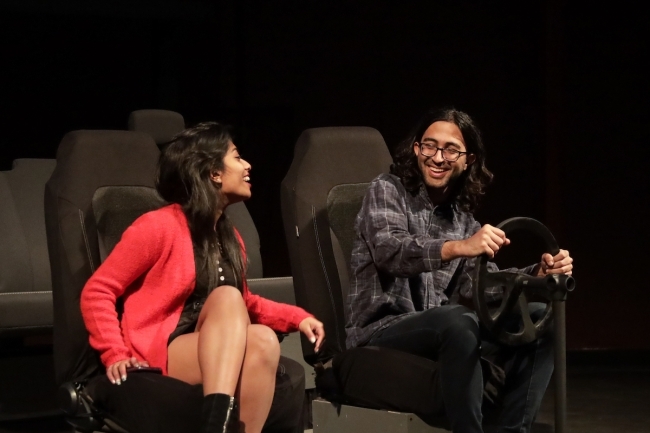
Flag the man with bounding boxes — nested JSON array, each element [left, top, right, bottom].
[[345, 108, 573, 433]]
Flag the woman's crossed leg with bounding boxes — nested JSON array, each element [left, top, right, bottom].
[[168, 285, 280, 433]]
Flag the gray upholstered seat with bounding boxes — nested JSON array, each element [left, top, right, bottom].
[[0, 159, 56, 337], [126, 109, 312, 387], [282, 127, 450, 432], [0, 158, 59, 421], [127, 109, 185, 146], [45, 130, 161, 385], [46, 129, 307, 432]]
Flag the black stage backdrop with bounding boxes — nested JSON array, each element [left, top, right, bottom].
[[1, 1, 647, 351]]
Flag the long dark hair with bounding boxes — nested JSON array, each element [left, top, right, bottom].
[[156, 121, 245, 291], [390, 107, 493, 212]]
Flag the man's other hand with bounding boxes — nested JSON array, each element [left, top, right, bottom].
[[536, 249, 573, 276]]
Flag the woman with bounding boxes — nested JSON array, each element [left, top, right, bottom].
[[81, 122, 325, 433]]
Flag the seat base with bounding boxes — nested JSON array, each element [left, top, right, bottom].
[[0, 340, 59, 421], [312, 398, 449, 433]]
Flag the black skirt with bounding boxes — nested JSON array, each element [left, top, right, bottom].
[[167, 246, 240, 346]]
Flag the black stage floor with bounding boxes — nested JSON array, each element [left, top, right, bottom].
[[533, 351, 650, 433], [1, 351, 648, 433]]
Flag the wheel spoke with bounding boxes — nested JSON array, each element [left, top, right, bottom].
[[472, 217, 568, 345], [518, 295, 537, 342]]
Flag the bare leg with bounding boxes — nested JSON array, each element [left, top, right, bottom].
[[168, 285, 281, 433], [169, 285, 248, 394], [236, 324, 281, 433]]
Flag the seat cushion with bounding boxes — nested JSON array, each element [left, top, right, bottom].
[[321, 346, 505, 427], [327, 346, 445, 423], [85, 355, 305, 433]]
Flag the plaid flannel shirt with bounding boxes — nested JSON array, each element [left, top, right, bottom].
[[345, 173, 535, 348]]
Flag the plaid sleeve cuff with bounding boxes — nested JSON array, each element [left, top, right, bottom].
[[423, 238, 448, 271]]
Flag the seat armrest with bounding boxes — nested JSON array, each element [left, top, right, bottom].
[[247, 277, 295, 305], [248, 277, 295, 343], [247, 276, 315, 389]]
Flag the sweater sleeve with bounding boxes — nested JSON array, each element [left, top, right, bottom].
[[243, 284, 313, 333], [80, 213, 163, 368], [233, 230, 313, 332]]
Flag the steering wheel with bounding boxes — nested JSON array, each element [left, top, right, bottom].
[[472, 217, 575, 345]]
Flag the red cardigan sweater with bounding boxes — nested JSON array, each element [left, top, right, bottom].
[[80, 204, 312, 375]]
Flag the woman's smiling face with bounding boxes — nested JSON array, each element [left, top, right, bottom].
[[213, 142, 252, 206]]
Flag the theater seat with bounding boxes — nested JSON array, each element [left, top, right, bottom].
[[45, 130, 305, 433], [127, 109, 185, 146], [126, 108, 314, 390], [0, 158, 59, 421], [0, 159, 56, 337], [281, 127, 451, 432]]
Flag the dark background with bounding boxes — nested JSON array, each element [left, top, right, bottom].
[[1, 1, 647, 351]]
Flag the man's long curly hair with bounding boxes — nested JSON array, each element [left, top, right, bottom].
[[390, 107, 493, 213]]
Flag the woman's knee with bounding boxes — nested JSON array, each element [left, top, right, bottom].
[[246, 325, 281, 366], [197, 286, 249, 330], [203, 285, 246, 311]]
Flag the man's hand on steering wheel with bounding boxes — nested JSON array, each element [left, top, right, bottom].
[[536, 249, 573, 276], [442, 224, 511, 261]]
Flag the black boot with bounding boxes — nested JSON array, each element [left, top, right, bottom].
[[200, 393, 239, 433]]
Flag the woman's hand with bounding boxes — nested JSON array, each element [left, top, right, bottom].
[[107, 357, 149, 385], [298, 317, 325, 353]]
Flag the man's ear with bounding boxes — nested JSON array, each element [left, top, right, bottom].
[[465, 154, 476, 168], [413, 142, 420, 156]]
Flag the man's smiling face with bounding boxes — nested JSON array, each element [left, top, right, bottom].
[[413, 121, 474, 204]]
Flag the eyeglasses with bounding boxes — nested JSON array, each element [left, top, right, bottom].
[[416, 142, 469, 162]]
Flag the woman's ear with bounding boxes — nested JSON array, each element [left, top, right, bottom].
[[210, 170, 222, 185]]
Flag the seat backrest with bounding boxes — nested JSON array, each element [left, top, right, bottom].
[[92, 186, 168, 261], [127, 109, 185, 146], [92, 186, 263, 278], [126, 109, 262, 277], [281, 127, 392, 364], [326, 182, 372, 300], [0, 159, 56, 337], [224, 201, 263, 278], [45, 128, 269, 387], [45, 130, 160, 385]]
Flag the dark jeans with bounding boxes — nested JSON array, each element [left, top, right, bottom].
[[368, 304, 553, 433]]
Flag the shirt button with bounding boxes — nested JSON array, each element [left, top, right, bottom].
[[220, 276, 225, 281], [219, 267, 223, 272]]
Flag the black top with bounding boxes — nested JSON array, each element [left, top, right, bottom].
[[193, 243, 238, 297], [167, 243, 240, 345]]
